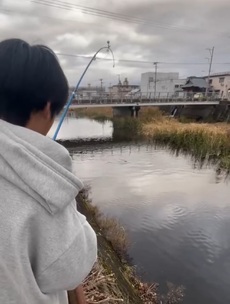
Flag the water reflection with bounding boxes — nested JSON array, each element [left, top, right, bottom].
[[48, 117, 112, 140], [71, 144, 230, 304]]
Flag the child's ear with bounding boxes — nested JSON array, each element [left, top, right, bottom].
[[42, 102, 52, 121]]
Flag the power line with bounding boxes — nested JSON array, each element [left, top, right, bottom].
[[57, 0, 193, 30], [0, 7, 98, 25], [0, 6, 119, 37], [30, 0, 215, 34], [2, 4, 230, 38], [56, 52, 230, 65], [1, 6, 230, 66], [0, 7, 178, 33], [30, 0, 181, 31], [31, 0, 162, 29]]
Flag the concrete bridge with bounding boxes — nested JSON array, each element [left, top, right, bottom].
[[69, 98, 219, 109], [68, 97, 221, 119]]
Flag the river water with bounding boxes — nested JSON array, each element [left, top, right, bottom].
[[50, 118, 230, 304]]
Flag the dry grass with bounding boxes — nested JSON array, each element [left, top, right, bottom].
[[83, 260, 160, 304], [98, 217, 128, 259], [144, 119, 230, 136], [78, 188, 128, 258], [83, 262, 184, 304], [139, 107, 167, 122], [83, 261, 125, 303], [75, 106, 164, 124], [143, 117, 230, 170]]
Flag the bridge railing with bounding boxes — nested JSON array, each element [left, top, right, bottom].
[[71, 91, 221, 105]]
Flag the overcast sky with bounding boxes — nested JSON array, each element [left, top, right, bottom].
[[1, 0, 230, 87]]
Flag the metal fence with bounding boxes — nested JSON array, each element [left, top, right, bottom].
[[71, 91, 222, 105]]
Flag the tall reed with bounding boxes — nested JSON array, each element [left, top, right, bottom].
[[144, 119, 230, 170]]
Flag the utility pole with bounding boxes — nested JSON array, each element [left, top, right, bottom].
[[99, 78, 103, 100], [99, 78, 103, 89], [153, 62, 158, 99], [109, 82, 112, 100], [117, 74, 122, 100], [206, 47, 215, 97]]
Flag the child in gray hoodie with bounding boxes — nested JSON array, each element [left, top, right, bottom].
[[0, 39, 97, 304]]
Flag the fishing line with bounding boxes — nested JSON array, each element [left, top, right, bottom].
[[53, 41, 115, 140]]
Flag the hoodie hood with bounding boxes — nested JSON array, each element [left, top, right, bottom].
[[0, 119, 83, 214]]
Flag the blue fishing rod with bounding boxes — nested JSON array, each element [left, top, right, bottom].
[[53, 41, 115, 140]]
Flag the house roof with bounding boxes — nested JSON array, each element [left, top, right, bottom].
[[183, 77, 208, 89], [205, 72, 230, 78]]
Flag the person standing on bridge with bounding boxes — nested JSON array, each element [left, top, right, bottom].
[[0, 39, 97, 304]]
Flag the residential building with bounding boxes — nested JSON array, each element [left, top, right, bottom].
[[140, 72, 185, 98], [70, 84, 105, 100], [109, 78, 139, 99], [182, 77, 208, 93], [204, 72, 230, 100]]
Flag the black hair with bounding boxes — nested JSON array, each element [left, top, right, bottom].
[[0, 38, 68, 126]]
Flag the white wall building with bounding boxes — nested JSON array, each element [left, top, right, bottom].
[[109, 78, 139, 99], [205, 72, 230, 100], [141, 72, 186, 98], [70, 84, 105, 100]]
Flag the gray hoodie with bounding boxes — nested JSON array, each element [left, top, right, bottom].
[[0, 119, 97, 304]]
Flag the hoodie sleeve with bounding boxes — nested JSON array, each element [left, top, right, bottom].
[[34, 200, 97, 293]]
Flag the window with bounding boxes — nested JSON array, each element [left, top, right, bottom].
[[149, 77, 154, 83], [209, 79, 213, 84], [175, 85, 179, 89], [219, 77, 225, 84]]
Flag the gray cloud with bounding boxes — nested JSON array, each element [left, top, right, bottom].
[[1, 0, 230, 86]]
